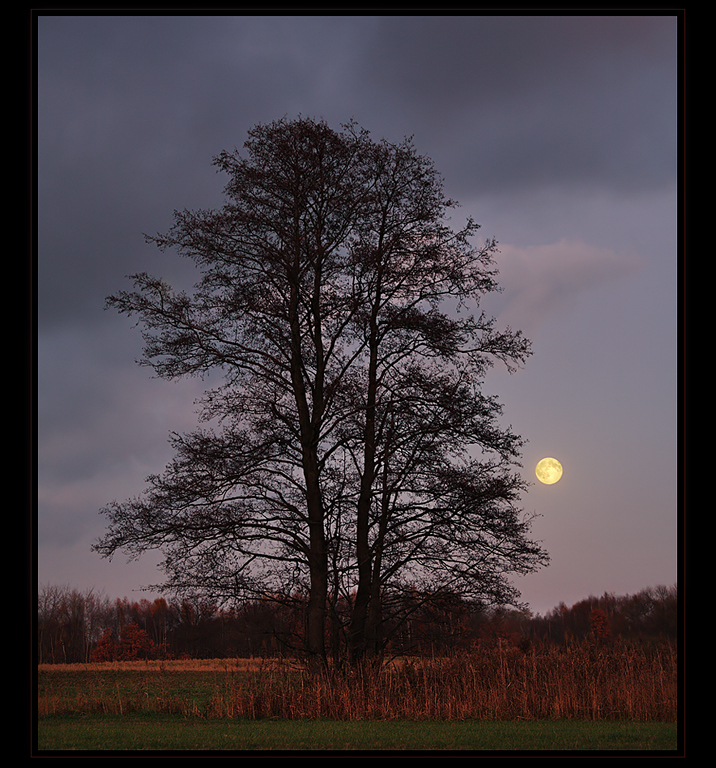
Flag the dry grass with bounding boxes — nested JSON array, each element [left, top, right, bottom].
[[38, 641, 677, 722], [37, 657, 288, 674]]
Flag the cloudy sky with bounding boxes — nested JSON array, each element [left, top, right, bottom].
[[36, 13, 680, 617]]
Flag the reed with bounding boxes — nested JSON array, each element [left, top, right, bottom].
[[38, 640, 677, 721]]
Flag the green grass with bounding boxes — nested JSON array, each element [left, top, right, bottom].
[[36, 714, 679, 753]]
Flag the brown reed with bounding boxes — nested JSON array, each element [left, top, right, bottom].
[[38, 640, 677, 722], [205, 641, 677, 721]]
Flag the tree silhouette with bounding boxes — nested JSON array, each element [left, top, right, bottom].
[[94, 117, 547, 666]]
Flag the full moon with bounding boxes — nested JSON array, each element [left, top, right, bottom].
[[536, 457, 563, 485]]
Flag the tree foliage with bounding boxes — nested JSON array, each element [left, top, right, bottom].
[[94, 117, 548, 665]]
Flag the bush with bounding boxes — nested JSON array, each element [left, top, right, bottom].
[[90, 623, 162, 662]]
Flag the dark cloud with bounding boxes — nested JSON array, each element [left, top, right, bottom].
[[356, 16, 677, 196], [38, 15, 676, 330]]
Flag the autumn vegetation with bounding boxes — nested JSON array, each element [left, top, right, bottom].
[[37, 583, 677, 665], [37, 583, 677, 724]]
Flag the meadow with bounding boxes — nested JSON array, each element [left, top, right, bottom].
[[36, 642, 679, 752]]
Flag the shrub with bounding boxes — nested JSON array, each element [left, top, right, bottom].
[[90, 623, 161, 662]]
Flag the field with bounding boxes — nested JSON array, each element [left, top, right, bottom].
[[36, 643, 679, 753], [37, 715, 677, 752]]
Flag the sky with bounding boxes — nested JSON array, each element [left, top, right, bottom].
[[35, 13, 681, 618]]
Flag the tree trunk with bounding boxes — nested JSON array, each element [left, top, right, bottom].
[[290, 274, 328, 667], [349, 300, 380, 664], [305, 477, 328, 666]]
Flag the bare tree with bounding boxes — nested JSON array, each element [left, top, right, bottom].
[[37, 584, 112, 663], [94, 117, 547, 666]]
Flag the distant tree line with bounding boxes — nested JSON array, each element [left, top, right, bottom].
[[37, 583, 677, 664]]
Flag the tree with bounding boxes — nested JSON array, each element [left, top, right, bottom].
[[589, 605, 612, 645], [90, 623, 157, 661], [94, 117, 548, 666]]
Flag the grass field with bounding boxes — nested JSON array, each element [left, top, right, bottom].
[[36, 713, 679, 752], [36, 645, 679, 753]]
